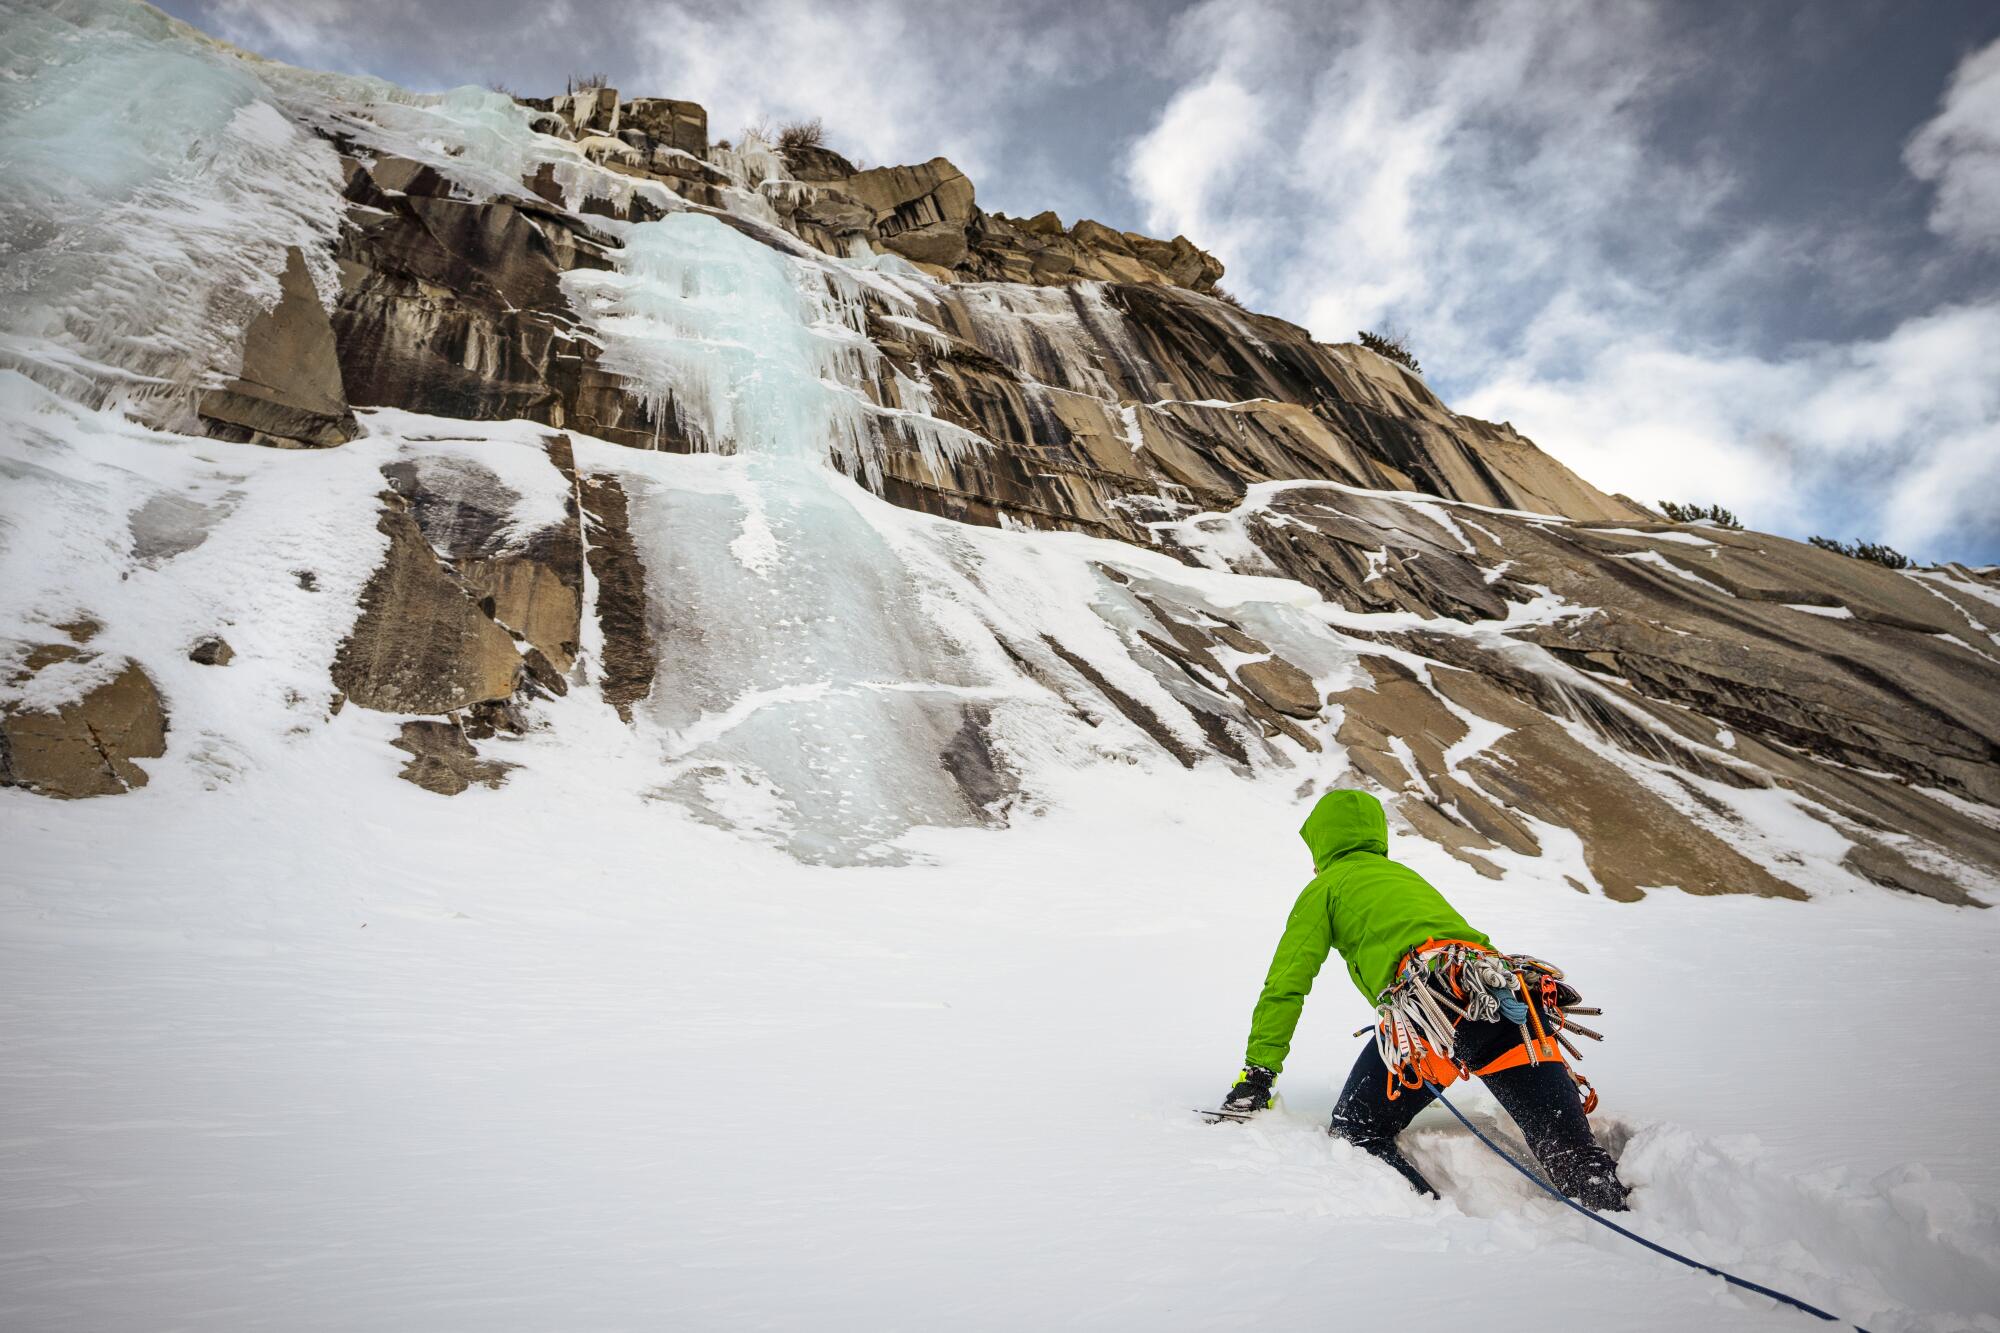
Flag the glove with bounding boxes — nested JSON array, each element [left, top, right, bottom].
[[1222, 1065, 1276, 1112]]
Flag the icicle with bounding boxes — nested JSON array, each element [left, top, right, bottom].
[[561, 211, 978, 489]]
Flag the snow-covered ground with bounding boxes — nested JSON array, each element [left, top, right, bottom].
[[5, 752, 1998, 1332]]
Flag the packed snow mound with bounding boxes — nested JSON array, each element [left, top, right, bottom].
[[1204, 1100, 2000, 1332]]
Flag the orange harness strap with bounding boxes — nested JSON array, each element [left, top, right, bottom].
[[1384, 1034, 1566, 1100], [1413, 937, 1494, 961], [1467, 1035, 1566, 1078]]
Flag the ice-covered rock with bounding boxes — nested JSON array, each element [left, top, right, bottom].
[[0, 0, 345, 421]]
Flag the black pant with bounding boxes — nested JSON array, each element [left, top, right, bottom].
[[1328, 1016, 1629, 1210]]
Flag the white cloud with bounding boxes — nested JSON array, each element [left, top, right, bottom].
[[1126, 0, 2000, 561], [1463, 306, 2000, 554], [625, 0, 1134, 186], [1126, 71, 1270, 274], [1907, 36, 2000, 252], [204, 0, 361, 69]]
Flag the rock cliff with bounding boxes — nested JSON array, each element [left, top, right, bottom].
[[1, 19, 1994, 903]]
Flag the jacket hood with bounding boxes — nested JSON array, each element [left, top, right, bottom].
[[1300, 789, 1389, 871]]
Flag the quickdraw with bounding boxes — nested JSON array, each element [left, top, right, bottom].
[[1369, 939, 1603, 1113]]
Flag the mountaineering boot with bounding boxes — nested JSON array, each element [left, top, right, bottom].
[[1572, 1170, 1630, 1212], [1540, 1147, 1630, 1212], [1221, 1066, 1276, 1112]]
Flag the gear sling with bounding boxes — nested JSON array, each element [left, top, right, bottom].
[[1371, 938, 1601, 1113]]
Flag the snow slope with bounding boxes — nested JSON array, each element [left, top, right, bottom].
[[4, 749, 1999, 1331]]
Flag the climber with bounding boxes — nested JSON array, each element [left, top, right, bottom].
[[1221, 788, 1629, 1210]]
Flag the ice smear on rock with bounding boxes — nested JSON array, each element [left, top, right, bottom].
[[265, 76, 676, 219], [954, 282, 1138, 399], [0, 0, 672, 432], [0, 0, 344, 416]]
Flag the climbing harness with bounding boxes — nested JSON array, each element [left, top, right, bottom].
[[1424, 1082, 1872, 1331], [1369, 939, 1600, 1111]]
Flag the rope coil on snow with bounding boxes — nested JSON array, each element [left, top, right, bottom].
[[1423, 1083, 1872, 1332]]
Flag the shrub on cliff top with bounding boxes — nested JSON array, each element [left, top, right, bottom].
[[776, 118, 826, 154], [1659, 500, 1743, 529], [1809, 535, 1911, 569], [1357, 328, 1421, 374]]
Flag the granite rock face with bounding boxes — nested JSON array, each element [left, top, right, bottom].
[[836, 157, 977, 267], [618, 98, 708, 157], [574, 467, 656, 724], [198, 246, 357, 448], [322, 433, 610, 789], [860, 282, 1646, 545], [330, 495, 525, 716], [963, 212, 1226, 291], [331, 430, 599, 712], [332, 151, 624, 434]]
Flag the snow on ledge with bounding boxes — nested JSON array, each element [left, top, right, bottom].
[[1584, 526, 1718, 547]]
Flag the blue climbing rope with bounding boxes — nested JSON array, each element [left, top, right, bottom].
[[1423, 1083, 1871, 1331]]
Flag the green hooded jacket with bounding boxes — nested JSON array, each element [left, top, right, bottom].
[[1244, 790, 1488, 1074]]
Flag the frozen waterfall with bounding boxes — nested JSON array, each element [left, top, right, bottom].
[[564, 213, 1032, 864]]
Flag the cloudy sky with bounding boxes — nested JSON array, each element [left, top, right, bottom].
[[164, 0, 2000, 563]]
